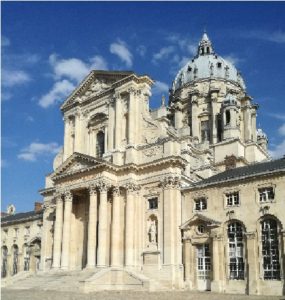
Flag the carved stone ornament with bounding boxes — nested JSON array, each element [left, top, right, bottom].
[[245, 232, 256, 240], [160, 176, 181, 189], [97, 180, 110, 192], [143, 145, 162, 157], [124, 182, 141, 193], [112, 186, 121, 197], [64, 190, 73, 202]]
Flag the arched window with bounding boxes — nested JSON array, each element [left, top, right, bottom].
[[12, 245, 19, 275], [23, 244, 30, 271], [261, 218, 280, 280], [96, 131, 104, 158], [1, 246, 8, 278], [228, 222, 244, 280]]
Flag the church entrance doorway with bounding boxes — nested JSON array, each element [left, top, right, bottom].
[[196, 243, 211, 291]]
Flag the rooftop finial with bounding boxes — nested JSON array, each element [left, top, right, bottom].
[[197, 30, 214, 56]]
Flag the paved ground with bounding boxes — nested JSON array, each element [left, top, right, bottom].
[[1, 289, 284, 300]]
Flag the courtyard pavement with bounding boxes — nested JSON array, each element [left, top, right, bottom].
[[1, 289, 284, 300]]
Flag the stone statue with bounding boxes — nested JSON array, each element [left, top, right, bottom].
[[149, 221, 157, 244]]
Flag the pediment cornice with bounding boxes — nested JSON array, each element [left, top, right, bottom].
[[180, 213, 221, 230]]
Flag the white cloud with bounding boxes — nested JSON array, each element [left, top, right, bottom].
[[152, 46, 175, 63], [224, 54, 244, 66], [40, 53, 108, 108], [1, 91, 12, 101], [39, 79, 75, 108], [152, 81, 169, 96], [166, 34, 197, 55], [2, 69, 31, 87], [269, 139, 285, 159], [241, 30, 285, 44], [90, 55, 108, 70], [110, 39, 133, 67], [18, 142, 62, 162], [278, 123, 285, 136], [49, 54, 90, 82], [1, 159, 8, 168], [268, 113, 285, 121], [136, 45, 147, 57]]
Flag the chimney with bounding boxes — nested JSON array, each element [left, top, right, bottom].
[[34, 202, 43, 213]]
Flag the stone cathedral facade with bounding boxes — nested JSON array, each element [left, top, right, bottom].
[[14, 33, 283, 295]]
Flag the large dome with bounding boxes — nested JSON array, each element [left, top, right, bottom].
[[172, 33, 246, 92]]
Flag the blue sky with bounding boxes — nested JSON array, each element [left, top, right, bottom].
[[2, 2, 285, 213]]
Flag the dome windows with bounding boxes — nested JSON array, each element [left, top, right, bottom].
[[217, 62, 222, 68]]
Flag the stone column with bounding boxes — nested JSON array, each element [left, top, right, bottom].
[[245, 232, 258, 295], [174, 103, 183, 129], [243, 105, 252, 142], [184, 239, 191, 283], [115, 94, 122, 149], [251, 107, 257, 142], [61, 191, 73, 270], [104, 127, 108, 154], [125, 183, 138, 267], [86, 186, 98, 269], [108, 99, 115, 151], [111, 187, 121, 267], [97, 182, 109, 267], [211, 234, 223, 292], [52, 194, 63, 269], [191, 96, 199, 140]]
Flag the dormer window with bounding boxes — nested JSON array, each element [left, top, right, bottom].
[[187, 66, 192, 72], [207, 47, 210, 54], [217, 62, 222, 68]]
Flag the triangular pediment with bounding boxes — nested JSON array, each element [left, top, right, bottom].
[[60, 70, 134, 110], [180, 213, 221, 230], [51, 152, 104, 179]]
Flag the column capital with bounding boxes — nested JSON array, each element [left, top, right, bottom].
[[160, 176, 181, 189], [112, 186, 121, 197], [97, 180, 110, 193], [64, 190, 73, 202], [88, 185, 97, 196], [124, 182, 141, 194], [244, 231, 256, 240]]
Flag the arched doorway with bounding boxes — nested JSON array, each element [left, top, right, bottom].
[[23, 244, 31, 271]]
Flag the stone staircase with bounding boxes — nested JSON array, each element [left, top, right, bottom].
[[3, 269, 96, 292], [2, 268, 166, 292]]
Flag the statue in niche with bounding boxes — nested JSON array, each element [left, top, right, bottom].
[[148, 220, 157, 244]]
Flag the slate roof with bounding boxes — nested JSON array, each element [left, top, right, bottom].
[[1, 210, 43, 226], [187, 157, 285, 189]]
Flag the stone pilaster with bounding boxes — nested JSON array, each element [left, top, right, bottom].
[[61, 191, 73, 270], [52, 194, 63, 269], [74, 110, 83, 153], [245, 232, 258, 295], [211, 93, 218, 144], [86, 185, 98, 268], [115, 94, 122, 149], [111, 186, 122, 267], [211, 234, 223, 292], [108, 98, 115, 151], [97, 181, 109, 267], [184, 239, 191, 285], [128, 88, 136, 145]]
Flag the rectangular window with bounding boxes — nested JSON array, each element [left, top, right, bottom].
[[259, 187, 274, 202], [226, 192, 240, 206], [194, 198, 207, 211], [148, 197, 158, 210]]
